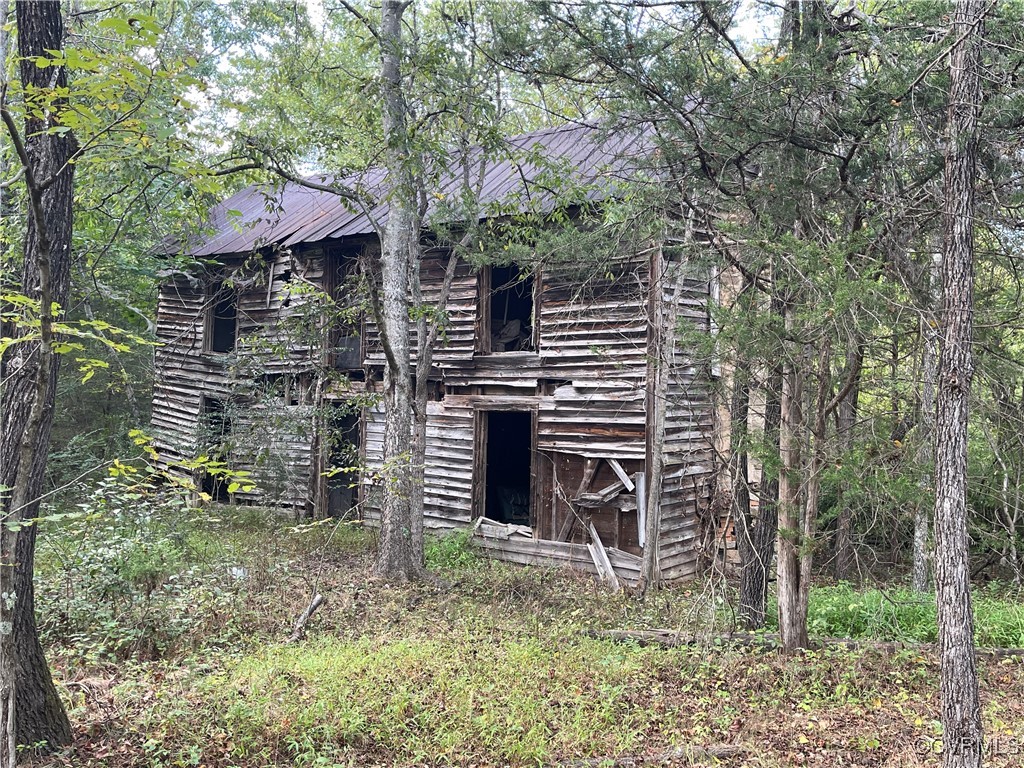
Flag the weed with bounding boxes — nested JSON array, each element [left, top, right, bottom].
[[425, 529, 479, 571]]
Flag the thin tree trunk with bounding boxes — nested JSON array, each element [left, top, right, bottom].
[[833, 342, 862, 581], [374, 0, 420, 580], [0, 1, 76, 759], [743, 361, 782, 630], [933, 2, 984, 765], [730, 352, 755, 620], [776, 298, 808, 651], [730, 273, 776, 629], [914, 254, 940, 592], [796, 341, 831, 642]]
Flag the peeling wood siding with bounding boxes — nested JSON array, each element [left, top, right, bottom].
[[418, 254, 478, 366], [236, 248, 328, 374], [361, 404, 384, 525], [152, 271, 216, 470], [534, 252, 651, 457], [422, 400, 475, 525], [362, 399, 475, 528], [363, 249, 479, 368], [537, 253, 650, 379], [538, 384, 646, 460], [151, 246, 332, 511], [655, 259, 715, 580], [229, 404, 316, 511]]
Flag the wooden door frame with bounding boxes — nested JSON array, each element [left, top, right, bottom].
[[472, 401, 539, 530]]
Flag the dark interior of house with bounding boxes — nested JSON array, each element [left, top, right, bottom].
[[485, 410, 532, 525], [489, 265, 534, 352], [209, 284, 238, 353]]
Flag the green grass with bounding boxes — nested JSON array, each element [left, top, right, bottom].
[[34, 503, 1024, 767], [773, 583, 1024, 647]]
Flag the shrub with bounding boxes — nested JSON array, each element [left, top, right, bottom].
[[36, 474, 246, 661], [425, 529, 478, 571]]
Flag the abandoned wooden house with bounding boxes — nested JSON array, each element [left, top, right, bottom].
[[152, 123, 719, 585]]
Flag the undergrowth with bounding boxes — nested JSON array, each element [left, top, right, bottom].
[[769, 582, 1024, 647], [36, 477, 371, 662], [32, 499, 1024, 767]]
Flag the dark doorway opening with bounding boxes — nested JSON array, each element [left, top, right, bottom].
[[485, 410, 532, 525], [327, 409, 361, 518], [488, 265, 534, 352]]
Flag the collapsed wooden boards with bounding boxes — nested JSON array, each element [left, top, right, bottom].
[[472, 525, 642, 587]]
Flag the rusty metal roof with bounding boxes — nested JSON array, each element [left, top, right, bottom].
[[169, 123, 651, 258]]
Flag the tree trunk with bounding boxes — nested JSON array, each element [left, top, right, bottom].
[[730, 274, 777, 629], [796, 341, 831, 644], [933, 2, 985, 765], [914, 255, 940, 592], [373, 0, 421, 581], [833, 342, 862, 581], [740, 360, 782, 630], [0, 1, 76, 760], [776, 299, 808, 651], [730, 353, 755, 619]]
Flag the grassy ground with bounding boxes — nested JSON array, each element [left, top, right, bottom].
[[32, 505, 1024, 768]]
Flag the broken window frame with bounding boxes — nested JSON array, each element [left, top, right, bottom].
[[205, 279, 238, 354], [477, 262, 539, 354]]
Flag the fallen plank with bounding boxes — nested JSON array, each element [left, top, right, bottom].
[[607, 458, 635, 492], [587, 522, 620, 592], [575, 480, 626, 507]]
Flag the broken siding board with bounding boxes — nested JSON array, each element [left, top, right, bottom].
[[537, 253, 650, 384], [536, 381, 646, 459], [363, 251, 478, 368], [472, 534, 641, 586], [543, 451, 643, 555]]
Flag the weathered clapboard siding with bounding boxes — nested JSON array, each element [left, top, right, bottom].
[[152, 245, 338, 511], [538, 383, 646, 460], [236, 247, 329, 374], [229, 404, 316, 510], [362, 399, 475, 529], [530, 252, 652, 462], [653, 258, 715, 580], [363, 249, 479, 368], [422, 401, 475, 524], [537, 252, 650, 381], [151, 271, 214, 470]]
